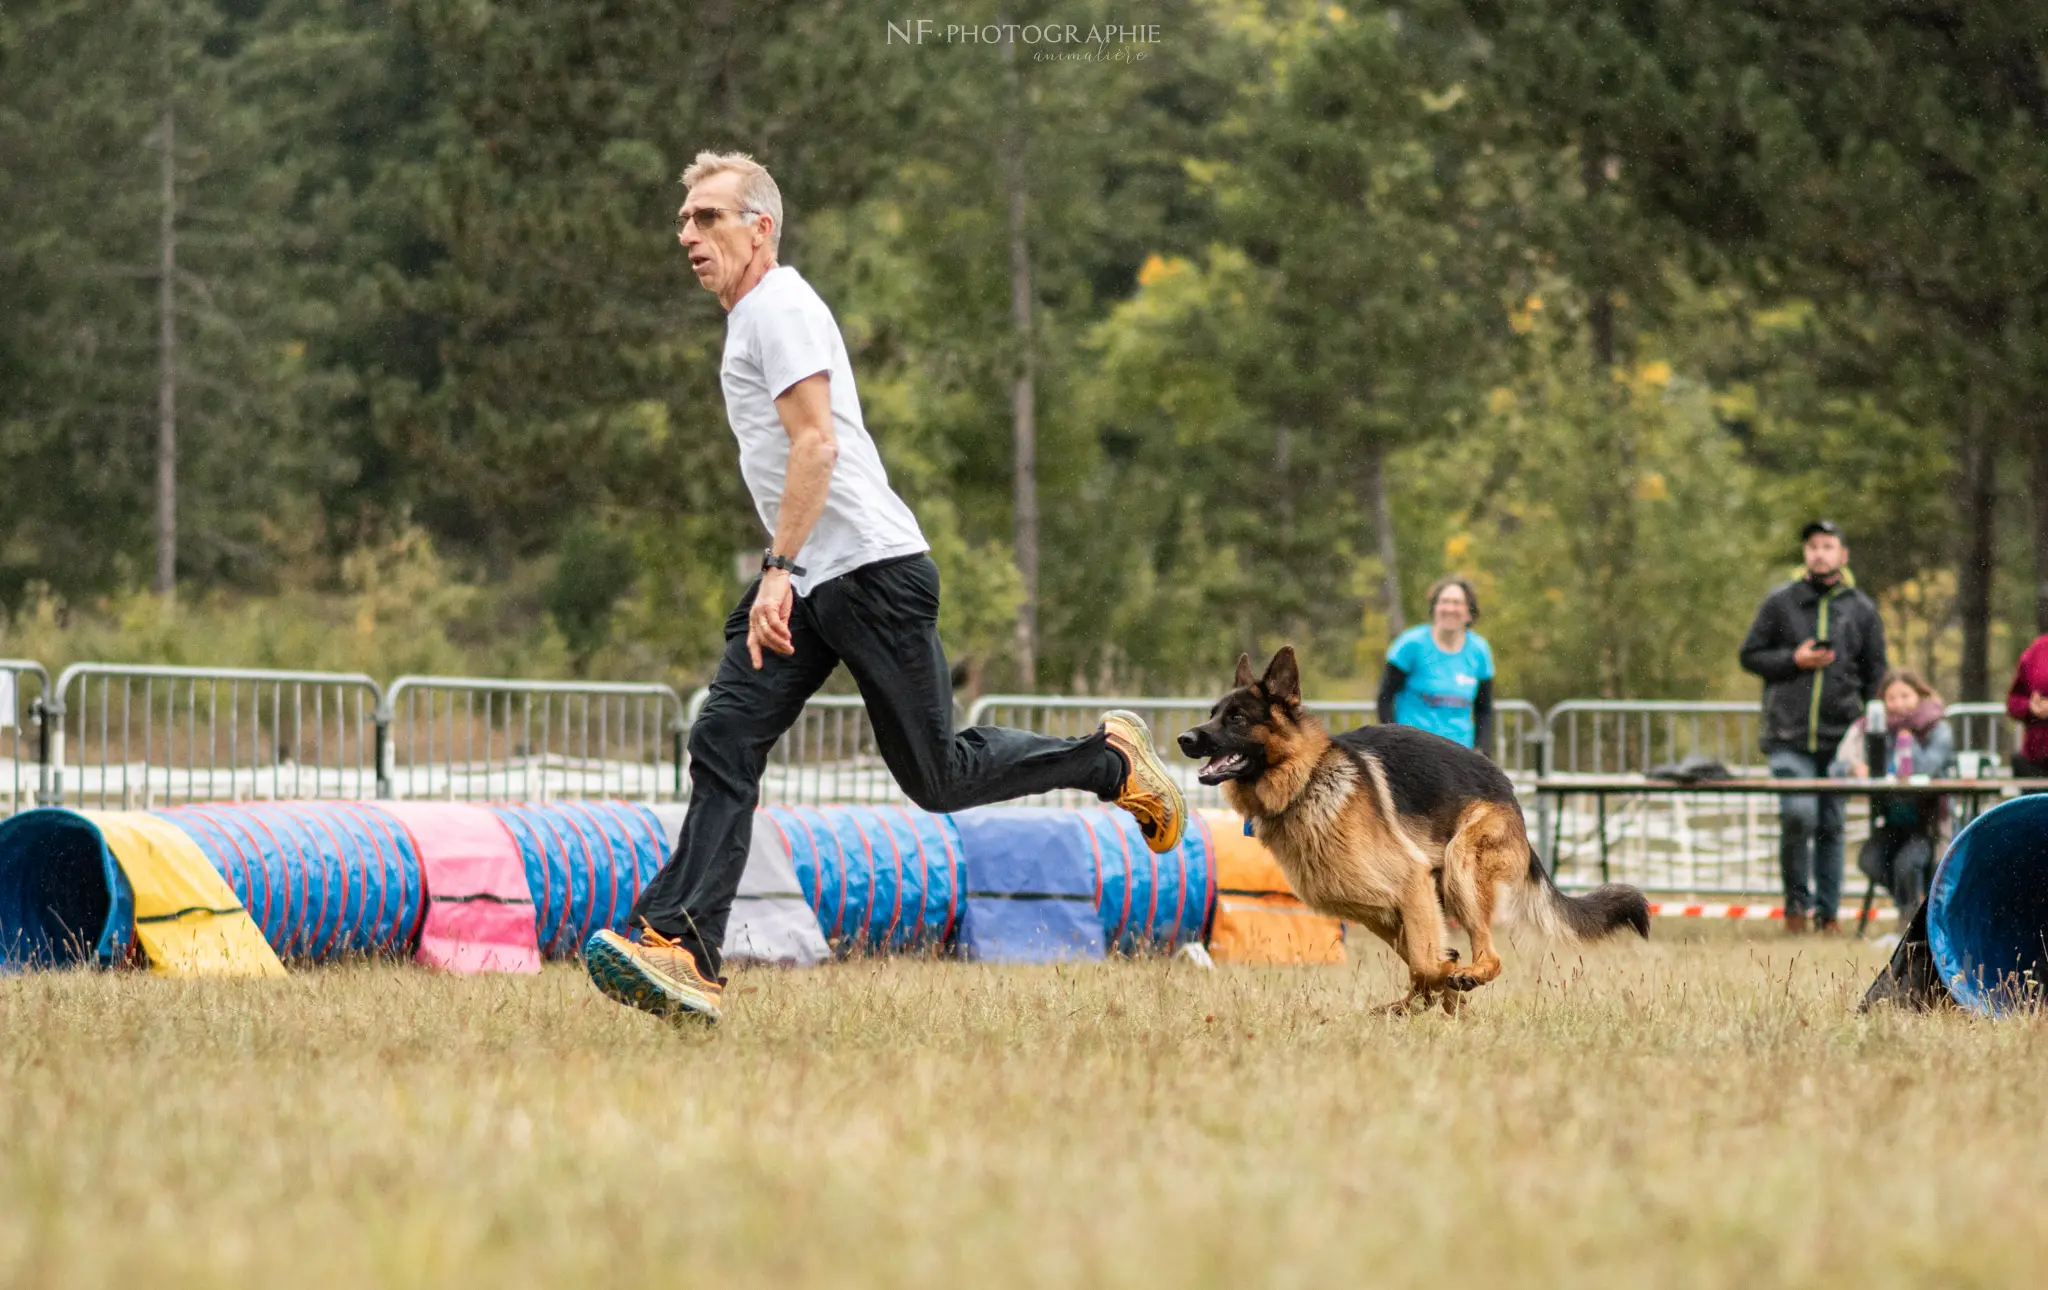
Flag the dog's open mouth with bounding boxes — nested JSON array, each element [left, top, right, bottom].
[[1196, 752, 1248, 785]]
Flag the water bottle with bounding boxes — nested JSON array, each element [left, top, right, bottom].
[[1864, 699, 1888, 779]]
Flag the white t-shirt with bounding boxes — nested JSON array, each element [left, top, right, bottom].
[[720, 265, 926, 595]]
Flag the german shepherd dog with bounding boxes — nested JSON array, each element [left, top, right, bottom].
[[1178, 647, 1648, 1013]]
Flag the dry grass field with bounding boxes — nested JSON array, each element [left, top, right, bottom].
[[2, 926, 2041, 1290]]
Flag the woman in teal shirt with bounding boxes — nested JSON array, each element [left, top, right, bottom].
[[1376, 574, 1496, 755]]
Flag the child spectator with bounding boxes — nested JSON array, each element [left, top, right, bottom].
[[1832, 669, 1954, 923]]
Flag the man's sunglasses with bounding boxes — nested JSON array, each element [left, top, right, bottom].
[[675, 206, 759, 232]]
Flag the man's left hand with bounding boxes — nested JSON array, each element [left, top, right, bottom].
[[748, 569, 796, 668]]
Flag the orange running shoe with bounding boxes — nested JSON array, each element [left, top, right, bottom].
[[584, 926, 724, 1023], [1101, 709, 1187, 854]]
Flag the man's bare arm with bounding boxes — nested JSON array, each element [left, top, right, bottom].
[[769, 372, 837, 559], [746, 372, 837, 667]]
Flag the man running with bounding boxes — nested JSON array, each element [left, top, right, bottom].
[[583, 151, 1186, 1022]]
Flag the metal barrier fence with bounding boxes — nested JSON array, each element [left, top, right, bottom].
[[0, 656, 2033, 903], [1544, 700, 1763, 775], [682, 688, 972, 807], [49, 664, 382, 809], [1949, 702, 2018, 760], [1495, 700, 1545, 774], [957, 695, 1547, 810], [668, 691, 2009, 833], [381, 676, 686, 802], [757, 694, 894, 807], [964, 694, 1232, 811], [1543, 699, 2013, 775], [0, 661, 51, 814], [1539, 699, 2022, 896], [1540, 784, 1869, 897]]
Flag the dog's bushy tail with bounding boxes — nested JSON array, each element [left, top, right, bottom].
[[1515, 858, 1650, 941]]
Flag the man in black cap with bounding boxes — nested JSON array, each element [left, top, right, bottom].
[[1739, 520, 1888, 932]]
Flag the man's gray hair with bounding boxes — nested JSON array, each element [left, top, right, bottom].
[[681, 150, 783, 249]]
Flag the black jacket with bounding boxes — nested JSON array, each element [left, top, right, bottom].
[[1738, 573, 1887, 755]]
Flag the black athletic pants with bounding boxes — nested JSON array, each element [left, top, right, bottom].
[[629, 553, 1126, 977]]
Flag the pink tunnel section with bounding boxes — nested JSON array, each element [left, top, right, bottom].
[[378, 802, 541, 974]]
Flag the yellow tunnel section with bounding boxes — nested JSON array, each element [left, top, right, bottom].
[[90, 812, 285, 977]]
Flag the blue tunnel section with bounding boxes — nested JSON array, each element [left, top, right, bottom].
[[161, 802, 425, 959], [1927, 794, 2048, 1015], [0, 809, 133, 970], [1084, 808, 1215, 955], [765, 805, 963, 955], [951, 807, 1217, 961], [489, 801, 668, 955], [954, 807, 1106, 963]]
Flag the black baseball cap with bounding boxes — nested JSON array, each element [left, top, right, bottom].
[[1800, 519, 1844, 542]]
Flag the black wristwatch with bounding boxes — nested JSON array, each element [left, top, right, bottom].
[[761, 549, 807, 577]]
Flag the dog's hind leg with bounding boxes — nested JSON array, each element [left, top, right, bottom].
[[1441, 806, 1520, 988]]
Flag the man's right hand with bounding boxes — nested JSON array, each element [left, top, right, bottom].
[[1793, 639, 1836, 670], [2029, 691, 2048, 721], [747, 569, 796, 669]]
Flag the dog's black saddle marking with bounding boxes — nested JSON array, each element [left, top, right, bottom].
[[1333, 723, 1519, 842]]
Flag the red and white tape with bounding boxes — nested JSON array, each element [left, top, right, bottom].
[[1646, 902, 1895, 921]]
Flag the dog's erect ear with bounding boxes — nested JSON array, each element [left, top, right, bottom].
[[1233, 653, 1256, 690], [1261, 645, 1300, 705]]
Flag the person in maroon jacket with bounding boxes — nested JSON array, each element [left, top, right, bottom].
[[2005, 634, 2048, 779]]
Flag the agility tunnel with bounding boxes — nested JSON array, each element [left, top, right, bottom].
[[1084, 808, 1214, 955], [379, 803, 538, 973], [0, 801, 842, 975], [165, 802, 429, 961], [650, 805, 830, 967], [1862, 794, 2048, 1015], [951, 806, 1214, 962], [0, 810, 134, 969], [1200, 809, 1345, 966], [493, 799, 830, 966], [954, 807, 1103, 962], [490, 801, 667, 956], [167, 800, 543, 973], [0, 803, 465, 975], [2, 800, 1245, 975], [765, 805, 963, 956], [1916, 794, 2048, 1014], [0, 810, 286, 976]]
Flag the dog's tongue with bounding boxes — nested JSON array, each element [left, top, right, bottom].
[[1201, 753, 1240, 779]]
